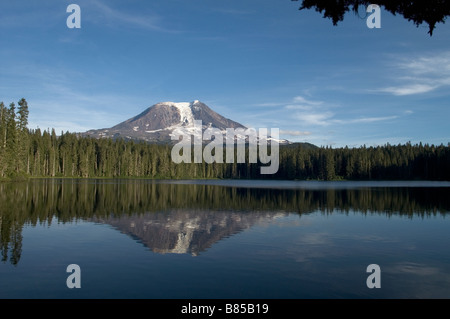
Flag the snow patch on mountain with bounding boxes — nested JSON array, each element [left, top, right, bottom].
[[160, 101, 195, 127], [147, 101, 201, 136]]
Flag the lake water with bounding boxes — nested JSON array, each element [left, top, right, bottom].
[[0, 178, 449, 299]]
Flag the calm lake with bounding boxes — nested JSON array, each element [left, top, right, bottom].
[[0, 178, 449, 299]]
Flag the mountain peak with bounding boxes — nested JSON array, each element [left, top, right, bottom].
[[83, 100, 247, 143]]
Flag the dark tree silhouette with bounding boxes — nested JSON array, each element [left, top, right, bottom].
[[292, 0, 450, 35]]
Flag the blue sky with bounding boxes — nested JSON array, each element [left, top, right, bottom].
[[1, 0, 449, 147]]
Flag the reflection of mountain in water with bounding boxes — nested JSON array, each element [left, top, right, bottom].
[[93, 210, 287, 256], [1, 178, 449, 265]]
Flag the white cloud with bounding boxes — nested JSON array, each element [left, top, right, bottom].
[[252, 102, 285, 107], [213, 8, 252, 15], [273, 95, 401, 128], [0, 61, 149, 133], [335, 115, 399, 124], [28, 94, 134, 133], [379, 51, 450, 96], [256, 96, 323, 110], [91, 0, 175, 33], [292, 96, 323, 106], [296, 111, 334, 126], [400, 53, 450, 76], [295, 112, 398, 126], [279, 130, 311, 136], [284, 96, 327, 112], [379, 84, 437, 96], [285, 104, 313, 110]]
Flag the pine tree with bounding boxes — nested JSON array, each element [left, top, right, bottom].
[[16, 98, 29, 131], [16, 98, 30, 174], [0, 102, 6, 176], [5, 103, 17, 175]]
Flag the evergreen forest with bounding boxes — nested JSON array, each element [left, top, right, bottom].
[[1, 98, 449, 181]]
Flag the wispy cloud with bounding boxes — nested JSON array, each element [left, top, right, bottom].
[[213, 8, 252, 16], [295, 112, 399, 126], [0, 3, 59, 29], [242, 95, 405, 140], [29, 89, 144, 133], [292, 96, 324, 106], [252, 102, 286, 108], [279, 130, 311, 136], [378, 51, 450, 96], [334, 115, 399, 124], [284, 96, 324, 110], [284, 96, 397, 127], [0, 61, 146, 133], [90, 0, 176, 33], [380, 84, 438, 96], [295, 111, 335, 126]]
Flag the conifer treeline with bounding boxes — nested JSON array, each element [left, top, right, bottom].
[[1, 98, 449, 180]]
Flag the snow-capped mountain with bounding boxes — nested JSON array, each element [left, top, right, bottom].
[[91, 210, 289, 256], [82, 100, 289, 144]]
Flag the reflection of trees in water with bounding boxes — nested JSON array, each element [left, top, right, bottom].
[[0, 179, 449, 265], [0, 218, 22, 266]]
